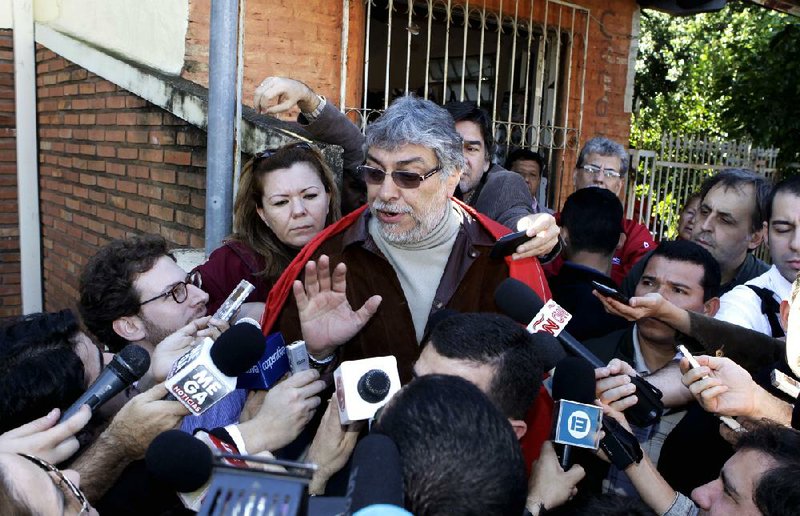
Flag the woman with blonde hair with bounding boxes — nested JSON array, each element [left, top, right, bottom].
[[195, 142, 341, 313]]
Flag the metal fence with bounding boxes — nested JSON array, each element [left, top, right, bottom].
[[341, 0, 590, 180], [626, 134, 780, 259]]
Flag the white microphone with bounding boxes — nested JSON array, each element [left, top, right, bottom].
[[164, 324, 265, 415], [333, 356, 401, 425]]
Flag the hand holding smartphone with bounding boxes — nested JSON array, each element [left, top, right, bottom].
[[490, 230, 529, 259], [677, 345, 744, 432], [591, 280, 630, 305]]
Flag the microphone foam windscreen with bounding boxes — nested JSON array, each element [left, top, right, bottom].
[[347, 434, 404, 512], [113, 344, 151, 383], [209, 323, 266, 377], [146, 429, 213, 493], [494, 278, 545, 325], [551, 356, 596, 404], [494, 279, 567, 369]]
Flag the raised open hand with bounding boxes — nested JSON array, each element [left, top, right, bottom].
[[293, 255, 382, 358]]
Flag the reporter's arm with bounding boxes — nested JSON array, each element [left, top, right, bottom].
[[624, 455, 680, 515], [72, 384, 188, 501], [647, 361, 694, 408]]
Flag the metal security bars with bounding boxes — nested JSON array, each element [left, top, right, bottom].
[[342, 0, 590, 203], [626, 135, 780, 247]]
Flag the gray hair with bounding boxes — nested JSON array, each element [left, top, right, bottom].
[[365, 95, 465, 178], [576, 137, 629, 176]]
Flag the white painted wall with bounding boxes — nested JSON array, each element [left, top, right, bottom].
[[35, 0, 188, 75], [0, 0, 12, 28]]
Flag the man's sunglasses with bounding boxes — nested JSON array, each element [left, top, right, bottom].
[[357, 164, 442, 189]]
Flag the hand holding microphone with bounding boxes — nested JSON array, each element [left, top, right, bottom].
[[59, 343, 151, 423], [0, 405, 91, 464], [237, 369, 326, 453], [495, 278, 664, 426], [527, 441, 585, 515], [165, 323, 266, 415]]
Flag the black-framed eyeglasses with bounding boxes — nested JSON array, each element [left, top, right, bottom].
[[139, 271, 202, 307], [579, 164, 622, 179], [19, 453, 90, 515], [357, 164, 442, 189]]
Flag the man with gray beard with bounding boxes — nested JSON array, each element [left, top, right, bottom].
[[262, 96, 551, 383]]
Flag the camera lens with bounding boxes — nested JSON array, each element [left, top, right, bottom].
[[357, 369, 391, 403]]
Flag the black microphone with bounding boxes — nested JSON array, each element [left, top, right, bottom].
[[551, 357, 602, 468], [59, 344, 150, 423], [552, 357, 643, 471], [346, 434, 405, 513], [146, 429, 214, 493], [494, 278, 664, 427]]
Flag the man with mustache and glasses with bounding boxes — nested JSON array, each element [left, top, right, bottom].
[[262, 96, 551, 385], [254, 77, 560, 260]]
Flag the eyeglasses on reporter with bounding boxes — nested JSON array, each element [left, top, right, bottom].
[[578, 163, 622, 179], [357, 163, 443, 189], [139, 271, 202, 307], [18, 453, 91, 515]]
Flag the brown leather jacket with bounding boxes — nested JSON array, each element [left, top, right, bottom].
[[275, 205, 545, 383]]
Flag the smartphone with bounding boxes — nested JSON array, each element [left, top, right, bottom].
[[591, 281, 630, 305], [677, 344, 744, 432], [212, 279, 256, 322], [490, 230, 529, 259], [771, 369, 800, 399], [287, 340, 311, 374]]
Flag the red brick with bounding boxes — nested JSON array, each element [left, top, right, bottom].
[[106, 162, 125, 176], [137, 112, 162, 125], [87, 160, 105, 172], [127, 198, 148, 214], [97, 145, 115, 158], [116, 112, 136, 125], [164, 187, 190, 205], [88, 190, 106, 203], [149, 204, 174, 221], [137, 184, 162, 200], [151, 168, 176, 184], [109, 195, 126, 209], [176, 210, 204, 229], [79, 173, 96, 186], [127, 165, 149, 179], [105, 130, 125, 142], [116, 212, 137, 228], [117, 180, 137, 194], [117, 147, 138, 160], [140, 148, 164, 163], [178, 172, 204, 189], [126, 130, 148, 144], [165, 150, 191, 166], [97, 176, 115, 189], [106, 97, 126, 109]]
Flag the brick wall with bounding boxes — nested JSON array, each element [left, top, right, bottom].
[[36, 46, 208, 313], [184, 0, 346, 121], [0, 30, 20, 318]]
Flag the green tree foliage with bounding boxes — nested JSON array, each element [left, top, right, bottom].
[[631, 3, 800, 167]]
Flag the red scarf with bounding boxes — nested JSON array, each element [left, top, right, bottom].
[[260, 199, 551, 331]]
